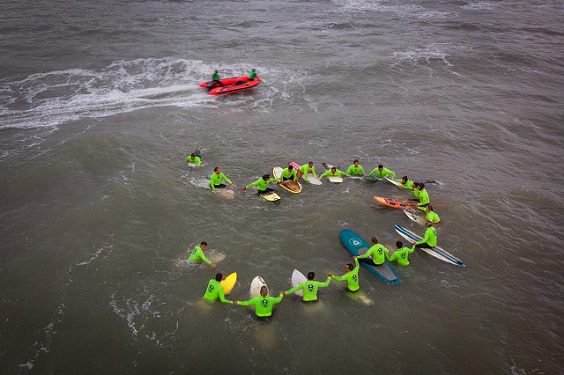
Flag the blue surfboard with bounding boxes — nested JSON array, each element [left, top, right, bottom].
[[339, 229, 400, 286], [394, 225, 465, 267]]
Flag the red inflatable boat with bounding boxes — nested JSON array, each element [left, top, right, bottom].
[[199, 75, 262, 95]]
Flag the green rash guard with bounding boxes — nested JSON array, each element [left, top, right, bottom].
[[346, 164, 365, 176], [402, 179, 414, 190], [320, 169, 348, 178], [286, 277, 331, 302], [280, 167, 297, 181], [249, 71, 256, 80], [331, 258, 360, 292], [417, 227, 437, 247], [238, 294, 283, 317], [188, 245, 211, 265], [186, 155, 201, 165], [245, 178, 278, 192], [425, 211, 440, 223], [417, 188, 430, 207], [299, 164, 317, 178], [389, 247, 415, 266], [209, 172, 232, 190], [357, 244, 390, 265], [369, 167, 395, 179], [212, 72, 220, 80], [203, 279, 232, 304]]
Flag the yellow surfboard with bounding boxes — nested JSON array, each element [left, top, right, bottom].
[[220, 272, 237, 295]]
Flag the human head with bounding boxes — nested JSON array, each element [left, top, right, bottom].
[[396, 241, 403, 248], [426, 205, 433, 212], [426, 221, 433, 227], [413, 182, 420, 189], [288, 165, 294, 171], [215, 273, 223, 282], [331, 167, 337, 172], [345, 263, 354, 272], [308, 161, 314, 167], [214, 167, 221, 174], [191, 153, 196, 158], [353, 159, 359, 166], [262, 174, 271, 180], [371, 236, 379, 245], [419, 183, 425, 189], [214, 70, 218, 74], [200, 241, 208, 250], [307, 272, 315, 280], [252, 68, 256, 72], [378, 164, 383, 170], [260, 285, 268, 296], [401, 176, 408, 183]]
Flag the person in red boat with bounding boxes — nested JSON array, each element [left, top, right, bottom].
[[208, 70, 223, 90]]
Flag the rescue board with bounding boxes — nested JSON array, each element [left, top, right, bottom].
[[273, 167, 302, 193], [220, 272, 237, 295], [373, 196, 419, 209]]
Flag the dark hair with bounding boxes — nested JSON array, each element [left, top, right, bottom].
[[371, 236, 379, 244], [346, 263, 354, 271], [191, 153, 196, 157], [214, 167, 220, 172], [378, 164, 383, 168], [308, 161, 313, 165], [419, 183, 425, 189], [331, 166, 337, 170], [262, 174, 270, 180], [215, 273, 222, 281], [260, 285, 268, 295], [307, 272, 315, 280], [200, 241, 207, 246], [413, 183, 419, 189], [353, 159, 359, 163], [396, 241, 403, 248], [402, 176, 408, 181], [288, 165, 294, 170], [427, 205, 433, 211]]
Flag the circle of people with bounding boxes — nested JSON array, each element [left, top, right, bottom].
[[185, 154, 442, 319]]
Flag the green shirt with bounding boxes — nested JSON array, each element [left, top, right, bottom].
[[188, 245, 211, 265], [417, 227, 437, 247], [426, 211, 440, 223], [286, 277, 331, 302], [249, 71, 256, 80], [210, 172, 232, 190], [299, 164, 317, 178], [238, 294, 283, 317], [357, 244, 390, 265], [203, 279, 232, 304], [245, 177, 278, 192], [401, 179, 414, 190], [388, 247, 414, 266], [417, 188, 430, 207], [320, 169, 348, 178], [279, 167, 297, 182], [346, 164, 365, 176], [331, 259, 360, 292], [186, 155, 201, 165], [368, 167, 395, 179], [212, 72, 220, 80]]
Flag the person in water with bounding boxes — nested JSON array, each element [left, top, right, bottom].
[[185, 152, 201, 166], [285, 272, 331, 302], [210, 167, 233, 191], [368, 164, 396, 180], [188, 241, 215, 268], [400, 176, 414, 190], [241, 174, 278, 195], [354, 236, 390, 266], [203, 273, 232, 304], [414, 221, 437, 250], [388, 241, 414, 267], [248, 68, 257, 81], [424, 205, 440, 224], [329, 258, 360, 292], [235, 286, 283, 318], [320, 166, 348, 179], [346, 159, 365, 177], [298, 161, 317, 181], [412, 182, 430, 209], [279, 164, 297, 182]]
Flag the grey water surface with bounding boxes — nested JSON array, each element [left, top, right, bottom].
[[1, 0, 563, 374]]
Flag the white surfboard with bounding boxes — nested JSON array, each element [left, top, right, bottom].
[[291, 269, 307, 297], [348, 176, 364, 180], [328, 176, 343, 183], [305, 175, 322, 185], [214, 188, 235, 200], [385, 177, 403, 187], [403, 209, 426, 226], [250, 276, 268, 297], [260, 192, 281, 202]]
